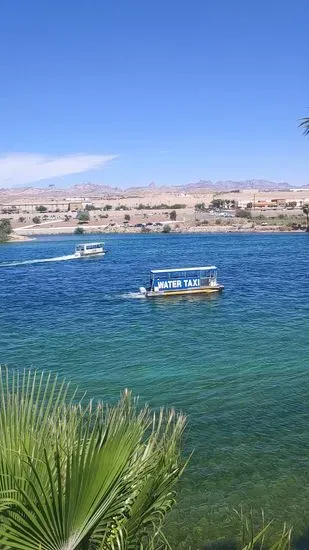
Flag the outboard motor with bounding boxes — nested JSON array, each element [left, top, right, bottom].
[[139, 286, 147, 296]]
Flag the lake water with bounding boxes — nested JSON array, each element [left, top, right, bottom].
[[1, 233, 309, 548]]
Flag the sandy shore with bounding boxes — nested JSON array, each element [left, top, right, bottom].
[[13, 223, 303, 236]]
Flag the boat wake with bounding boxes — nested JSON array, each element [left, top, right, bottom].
[[121, 292, 146, 299], [0, 254, 79, 267]]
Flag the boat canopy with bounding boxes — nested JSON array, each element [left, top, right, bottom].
[[151, 266, 216, 274], [76, 242, 104, 250]]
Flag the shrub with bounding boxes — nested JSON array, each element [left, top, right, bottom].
[[85, 204, 96, 211], [115, 205, 130, 211], [162, 224, 171, 233], [236, 209, 252, 219], [141, 226, 150, 233], [77, 211, 90, 223], [74, 226, 85, 234], [195, 202, 206, 211], [103, 204, 113, 211], [32, 216, 41, 224], [35, 205, 47, 212], [18, 216, 25, 223], [170, 210, 177, 221], [124, 214, 131, 221], [0, 219, 12, 241]]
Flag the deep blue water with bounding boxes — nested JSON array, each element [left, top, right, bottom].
[[1, 233, 309, 548]]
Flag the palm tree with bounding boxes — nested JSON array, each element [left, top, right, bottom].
[[299, 117, 309, 135], [303, 205, 309, 231], [0, 368, 186, 550]]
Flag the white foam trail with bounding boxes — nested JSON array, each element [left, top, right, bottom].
[[121, 292, 146, 299], [0, 254, 79, 267]]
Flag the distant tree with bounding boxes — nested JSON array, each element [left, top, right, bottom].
[[115, 205, 130, 211], [169, 210, 177, 221], [287, 201, 297, 208], [85, 204, 96, 211], [195, 202, 206, 211], [303, 205, 309, 231], [124, 214, 130, 222], [35, 205, 47, 213], [0, 219, 12, 242], [211, 199, 225, 210], [77, 210, 90, 223], [32, 216, 41, 224], [246, 202, 253, 209], [74, 226, 85, 234], [170, 203, 186, 209], [103, 204, 113, 211], [162, 224, 171, 233], [18, 216, 26, 223]]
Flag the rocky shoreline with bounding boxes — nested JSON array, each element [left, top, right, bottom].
[[12, 223, 305, 237]]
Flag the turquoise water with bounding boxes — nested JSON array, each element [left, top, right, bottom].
[[1, 233, 309, 548]]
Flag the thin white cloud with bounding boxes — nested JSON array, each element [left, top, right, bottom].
[[0, 152, 117, 187]]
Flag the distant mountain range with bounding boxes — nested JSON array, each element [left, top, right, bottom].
[[1, 179, 308, 200], [184, 179, 292, 191]]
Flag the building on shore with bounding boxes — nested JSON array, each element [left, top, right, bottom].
[[0, 200, 84, 214]]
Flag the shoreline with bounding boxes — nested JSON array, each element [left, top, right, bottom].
[[11, 225, 306, 237]]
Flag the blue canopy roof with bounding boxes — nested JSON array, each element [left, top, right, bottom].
[[151, 266, 216, 274]]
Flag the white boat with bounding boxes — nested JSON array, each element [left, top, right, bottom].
[[75, 242, 106, 258], [139, 266, 224, 297]]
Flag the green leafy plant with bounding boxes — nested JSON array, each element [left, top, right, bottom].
[[299, 117, 309, 135], [235, 509, 291, 550], [0, 368, 186, 550], [0, 219, 12, 241], [32, 216, 41, 224], [74, 226, 85, 234], [77, 210, 90, 223]]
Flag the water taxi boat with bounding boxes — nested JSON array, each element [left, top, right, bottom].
[[139, 266, 224, 297], [74, 242, 106, 258]]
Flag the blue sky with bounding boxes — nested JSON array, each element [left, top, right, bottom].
[[0, 0, 308, 188]]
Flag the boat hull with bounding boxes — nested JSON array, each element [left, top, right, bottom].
[[145, 285, 224, 297], [75, 251, 106, 258]]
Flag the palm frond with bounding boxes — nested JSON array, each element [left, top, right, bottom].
[[299, 117, 309, 135], [234, 508, 292, 550], [0, 368, 186, 550]]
